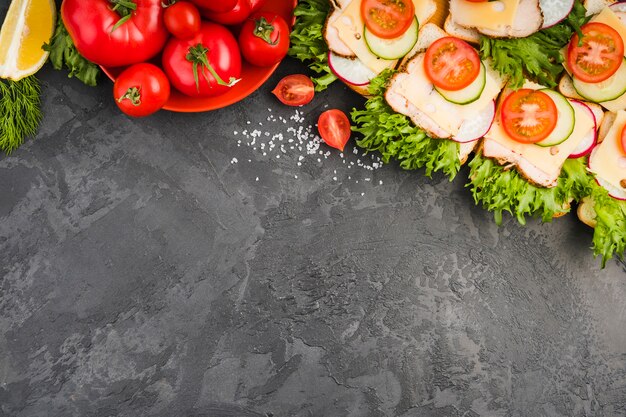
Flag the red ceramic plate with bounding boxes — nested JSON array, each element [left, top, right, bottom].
[[101, 0, 297, 113]]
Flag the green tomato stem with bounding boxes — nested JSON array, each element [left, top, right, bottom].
[[253, 17, 278, 45], [110, 0, 137, 32], [118, 86, 141, 106], [186, 44, 240, 92]]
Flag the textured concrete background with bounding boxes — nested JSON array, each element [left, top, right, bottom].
[[2, 5, 626, 415]]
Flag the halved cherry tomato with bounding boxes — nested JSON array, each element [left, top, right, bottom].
[[113, 63, 170, 118], [318, 109, 351, 151], [164, 1, 201, 40], [501, 89, 558, 144], [424, 36, 481, 91], [361, 0, 415, 40], [567, 22, 624, 83], [620, 124, 626, 154], [272, 74, 314, 106]]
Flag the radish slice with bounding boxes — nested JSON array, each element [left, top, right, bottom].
[[328, 52, 376, 87], [588, 147, 626, 200], [452, 100, 495, 143], [540, 0, 574, 29], [569, 100, 597, 158], [609, 3, 626, 14]]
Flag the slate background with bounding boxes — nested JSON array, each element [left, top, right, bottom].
[[2, 3, 626, 416]]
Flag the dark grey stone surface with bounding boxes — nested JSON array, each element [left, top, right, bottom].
[[2, 40, 626, 417]]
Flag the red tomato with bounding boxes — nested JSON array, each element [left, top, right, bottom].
[[621, 124, 626, 154], [61, 0, 169, 67], [500, 89, 558, 144], [424, 36, 481, 91], [239, 12, 289, 67], [318, 110, 351, 151], [200, 0, 252, 25], [272, 74, 315, 106], [567, 22, 624, 83], [190, 0, 237, 13], [164, 1, 201, 39], [113, 63, 170, 117], [249, 0, 267, 13], [361, 0, 415, 39], [162, 22, 242, 97]]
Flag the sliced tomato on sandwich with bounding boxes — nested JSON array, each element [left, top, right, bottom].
[[567, 22, 624, 83], [423, 37, 481, 91], [621, 124, 626, 154], [361, 0, 415, 39], [500, 89, 558, 144]]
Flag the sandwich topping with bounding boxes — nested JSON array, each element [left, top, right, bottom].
[[567, 22, 624, 83], [424, 36, 480, 91], [500, 89, 558, 143]]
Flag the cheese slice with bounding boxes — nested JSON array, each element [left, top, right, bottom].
[[331, 0, 432, 73], [396, 54, 501, 137], [591, 7, 626, 48], [450, 0, 520, 32], [484, 88, 595, 180], [589, 110, 626, 191]]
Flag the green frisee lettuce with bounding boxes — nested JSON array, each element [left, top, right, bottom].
[[467, 153, 591, 225], [351, 70, 461, 179], [288, 0, 337, 91], [587, 181, 626, 267]]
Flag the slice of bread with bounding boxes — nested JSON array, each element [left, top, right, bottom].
[[577, 196, 598, 227], [444, 15, 481, 44]]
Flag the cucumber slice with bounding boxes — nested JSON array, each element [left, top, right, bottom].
[[572, 58, 626, 102], [535, 89, 575, 147], [364, 17, 418, 60], [435, 62, 486, 105]]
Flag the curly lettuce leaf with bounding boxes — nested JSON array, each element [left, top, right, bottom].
[[43, 14, 100, 86], [467, 153, 591, 225], [479, 0, 588, 89], [351, 70, 461, 179], [288, 0, 337, 91], [587, 182, 626, 267]]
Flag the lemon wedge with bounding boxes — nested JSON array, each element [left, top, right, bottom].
[[0, 0, 56, 81]]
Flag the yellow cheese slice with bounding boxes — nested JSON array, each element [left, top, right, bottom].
[[485, 87, 595, 178], [451, 0, 520, 32], [589, 110, 626, 191], [396, 54, 502, 137], [331, 0, 432, 73]]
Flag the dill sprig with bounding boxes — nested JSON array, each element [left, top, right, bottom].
[[0, 76, 42, 154]]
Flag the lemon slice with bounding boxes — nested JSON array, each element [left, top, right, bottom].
[[0, 0, 56, 81]]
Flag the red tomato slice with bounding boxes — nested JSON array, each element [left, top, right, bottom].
[[424, 36, 481, 91], [272, 74, 314, 106], [621, 124, 626, 155], [361, 0, 415, 40], [500, 89, 558, 144], [318, 109, 351, 151], [567, 22, 624, 83]]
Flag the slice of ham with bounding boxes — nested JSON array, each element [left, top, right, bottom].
[[323, 1, 356, 58]]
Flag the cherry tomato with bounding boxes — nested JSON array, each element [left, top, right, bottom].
[[361, 0, 415, 40], [239, 12, 289, 67], [318, 109, 351, 151], [200, 0, 252, 25], [500, 89, 558, 144], [424, 36, 481, 91], [620, 124, 626, 154], [164, 1, 201, 40], [190, 0, 237, 13], [567, 22, 624, 83], [162, 22, 242, 97], [113, 63, 170, 118], [272, 74, 315, 106]]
